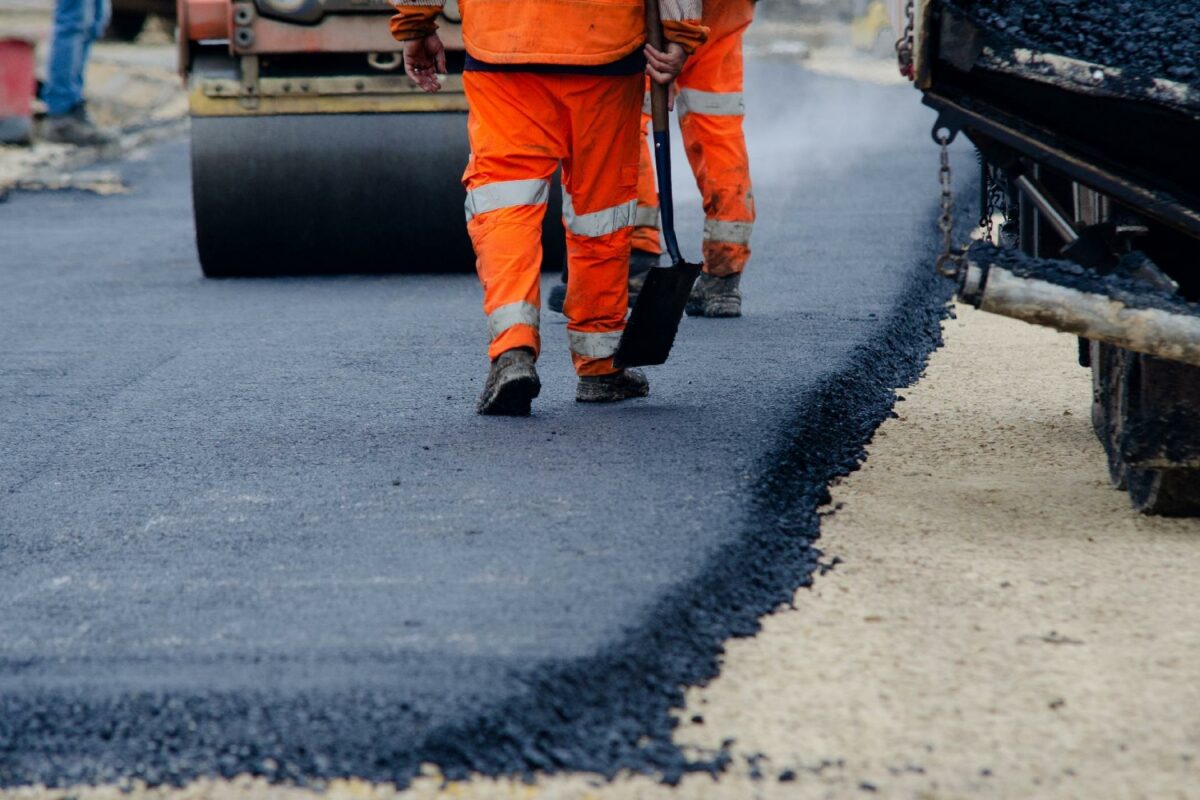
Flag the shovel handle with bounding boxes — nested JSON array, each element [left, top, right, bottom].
[[644, 0, 670, 135]]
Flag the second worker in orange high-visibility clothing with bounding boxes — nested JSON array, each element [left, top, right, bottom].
[[391, 0, 707, 415], [634, 0, 755, 318]]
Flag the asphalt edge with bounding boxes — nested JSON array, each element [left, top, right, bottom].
[[0, 198, 966, 791], [411, 233, 961, 784]]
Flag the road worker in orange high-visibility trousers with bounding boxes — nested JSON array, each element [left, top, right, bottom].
[[548, 0, 755, 319], [391, 1, 708, 416]]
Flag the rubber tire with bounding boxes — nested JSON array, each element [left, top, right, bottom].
[[106, 9, 147, 41], [1090, 342, 1127, 490], [1127, 468, 1200, 516], [1112, 349, 1200, 515], [191, 113, 565, 278]]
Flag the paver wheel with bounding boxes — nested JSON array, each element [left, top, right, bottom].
[[1110, 349, 1200, 515], [1090, 341, 1127, 490], [1127, 468, 1200, 516]]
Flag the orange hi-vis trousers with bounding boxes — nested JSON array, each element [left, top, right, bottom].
[[463, 70, 643, 376], [633, 0, 756, 277]]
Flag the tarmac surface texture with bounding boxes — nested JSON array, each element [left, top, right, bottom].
[[0, 64, 966, 787]]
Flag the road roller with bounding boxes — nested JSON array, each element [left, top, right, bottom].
[[179, 0, 562, 277], [892, 0, 1200, 514]]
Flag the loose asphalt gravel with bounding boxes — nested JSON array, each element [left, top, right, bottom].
[[947, 0, 1200, 83], [0, 63, 971, 788]]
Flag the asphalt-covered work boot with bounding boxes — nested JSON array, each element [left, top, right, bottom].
[[685, 272, 742, 318], [36, 105, 118, 147], [477, 348, 541, 416], [548, 248, 661, 314], [576, 368, 649, 403]]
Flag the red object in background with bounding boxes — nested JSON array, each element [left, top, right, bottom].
[[0, 37, 36, 145]]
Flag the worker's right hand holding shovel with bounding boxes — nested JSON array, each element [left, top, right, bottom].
[[404, 34, 447, 93], [644, 42, 687, 110]]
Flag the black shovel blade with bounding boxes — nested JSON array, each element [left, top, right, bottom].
[[613, 259, 702, 368]]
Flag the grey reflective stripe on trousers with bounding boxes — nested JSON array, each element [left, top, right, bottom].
[[465, 178, 550, 222], [561, 193, 638, 238], [704, 218, 754, 246], [635, 205, 660, 229], [488, 301, 540, 340], [677, 89, 745, 118], [567, 329, 622, 359]]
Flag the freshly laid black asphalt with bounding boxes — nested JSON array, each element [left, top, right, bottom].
[[0, 63, 971, 787]]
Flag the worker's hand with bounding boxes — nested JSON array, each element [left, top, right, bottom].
[[645, 42, 688, 110], [404, 34, 447, 93], [645, 42, 688, 84]]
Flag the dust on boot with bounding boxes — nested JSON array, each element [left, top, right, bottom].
[[477, 348, 541, 416], [37, 104, 117, 147], [686, 272, 742, 318], [576, 368, 650, 403]]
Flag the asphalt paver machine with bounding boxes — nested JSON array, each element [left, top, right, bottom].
[[894, 0, 1200, 513], [179, 0, 562, 277]]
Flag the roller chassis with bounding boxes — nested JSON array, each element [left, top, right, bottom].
[[908, 1, 1200, 514], [179, 0, 565, 277]]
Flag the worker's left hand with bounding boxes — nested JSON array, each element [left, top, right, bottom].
[[645, 42, 688, 91], [404, 34, 447, 93]]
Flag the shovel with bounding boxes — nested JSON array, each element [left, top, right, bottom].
[[613, 0, 703, 368]]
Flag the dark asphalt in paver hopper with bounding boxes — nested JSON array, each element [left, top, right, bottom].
[[0, 64, 970, 787], [946, 0, 1200, 83]]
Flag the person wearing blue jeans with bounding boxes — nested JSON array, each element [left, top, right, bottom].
[[38, 0, 117, 145]]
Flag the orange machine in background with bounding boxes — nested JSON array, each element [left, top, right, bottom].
[[177, 0, 563, 277]]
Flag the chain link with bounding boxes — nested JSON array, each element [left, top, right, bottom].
[[977, 162, 1007, 246], [988, 169, 1007, 241], [895, 0, 915, 78], [935, 131, 965, 279], [979, 161, 995, 245]]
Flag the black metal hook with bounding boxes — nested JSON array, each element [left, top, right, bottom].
[[931, 113, 961, 146]]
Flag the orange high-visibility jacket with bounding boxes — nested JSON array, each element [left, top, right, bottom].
[[390, 0, 708, 64]]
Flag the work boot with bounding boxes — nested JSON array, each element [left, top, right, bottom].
[[36, 105, 117, 147], [477, 348, 541, 416], [548, 249, 661, 314], [547, 281, 567, 314], [685, 272, 742, 318], [626, 248, 659, 307], [576, 368, 649, 403]]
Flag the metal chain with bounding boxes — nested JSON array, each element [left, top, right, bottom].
[[974, 153, 993, 244], [895, 0, 915, 78], [977, 163, 1007, 246], [981, 166, 996, 245], [988, 170, 1007, 241], [935, 131, 965, 278]]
